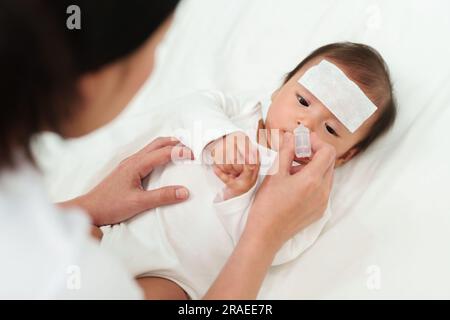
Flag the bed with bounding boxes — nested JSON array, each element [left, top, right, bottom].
[[33, 0, 450, 298]]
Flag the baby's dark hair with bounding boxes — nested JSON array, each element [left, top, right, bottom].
[[285, 42, 396, 153]]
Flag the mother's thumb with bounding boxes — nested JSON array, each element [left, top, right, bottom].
[[278, 132, 295, 174], [139, 186, 190, 210]]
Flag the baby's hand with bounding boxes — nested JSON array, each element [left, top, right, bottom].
[[213, 163, 259, 200], [207, 132, 260, 200]]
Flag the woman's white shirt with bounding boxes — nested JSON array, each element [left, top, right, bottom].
[[0, 161, 142, 299]]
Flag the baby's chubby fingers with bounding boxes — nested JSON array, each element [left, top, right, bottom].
[[214, 163, 239, 178], [213, 165, 231, 184], [236, 135, 259, 166], [222, 164, 240, 177], [240, 163, 259, 182], [232, 163, 244, 175]]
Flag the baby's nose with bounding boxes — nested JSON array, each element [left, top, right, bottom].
[[296, 120, 312, 131], [296, 112, 321, 132]]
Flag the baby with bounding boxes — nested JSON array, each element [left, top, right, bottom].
[[100, 42, 396, 299]]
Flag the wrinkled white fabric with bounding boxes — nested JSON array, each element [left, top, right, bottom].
[[0, 160, 142, 299]]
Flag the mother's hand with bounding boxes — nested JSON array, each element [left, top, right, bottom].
[[204, 132, 335, 299], [246, 132, 336, 251], [61, 137, 193, 226]]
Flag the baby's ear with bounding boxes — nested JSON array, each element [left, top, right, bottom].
[[335, 147, 360, 167]]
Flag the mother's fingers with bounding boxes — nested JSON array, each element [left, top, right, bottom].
[[137, 145, 193, 178], [310, 132, 328, 153], [138, 185, 190, 211], [300, 133, 336, 178], [323, 160, 335, 193], [276, 132, 295, 176], [140, 136, 181, 154]]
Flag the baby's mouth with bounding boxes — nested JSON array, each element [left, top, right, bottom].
[[294, 157, 311, 165]]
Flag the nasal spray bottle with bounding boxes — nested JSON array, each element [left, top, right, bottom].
[[294, 124, 311, 158]]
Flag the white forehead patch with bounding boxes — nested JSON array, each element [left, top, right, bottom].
[[298, 59, 377, 133]]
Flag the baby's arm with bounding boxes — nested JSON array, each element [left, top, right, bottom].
[[168, 90, 261, 161]]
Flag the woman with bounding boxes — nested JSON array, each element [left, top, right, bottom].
[[0, 0, 335, 299]]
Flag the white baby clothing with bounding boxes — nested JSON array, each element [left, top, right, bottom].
[[100, 90, 331, 299]]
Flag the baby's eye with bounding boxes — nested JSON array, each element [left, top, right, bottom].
[[296, 94, 309, 107], [325, 124, 339, 137]]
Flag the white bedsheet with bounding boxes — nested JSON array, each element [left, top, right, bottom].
[[33, 0, 450, 298]]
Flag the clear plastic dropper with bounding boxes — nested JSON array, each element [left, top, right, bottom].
[[294, 124, 311, 158]]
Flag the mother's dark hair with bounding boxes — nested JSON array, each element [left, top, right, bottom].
[[0, 0, 77, 169], [0, 0, 178, 169]]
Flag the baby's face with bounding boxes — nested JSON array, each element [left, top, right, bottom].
[[265, 58, 378, 166]]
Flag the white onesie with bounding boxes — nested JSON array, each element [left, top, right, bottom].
[[100, 91, 331, 299]]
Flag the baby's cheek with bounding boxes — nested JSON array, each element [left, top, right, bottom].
[[331, 142, 347, 159], [266, 113, 284, 133], [315, 131, 340, 155], [264, 112, 274, 127], [266, 104, 282, 123]]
